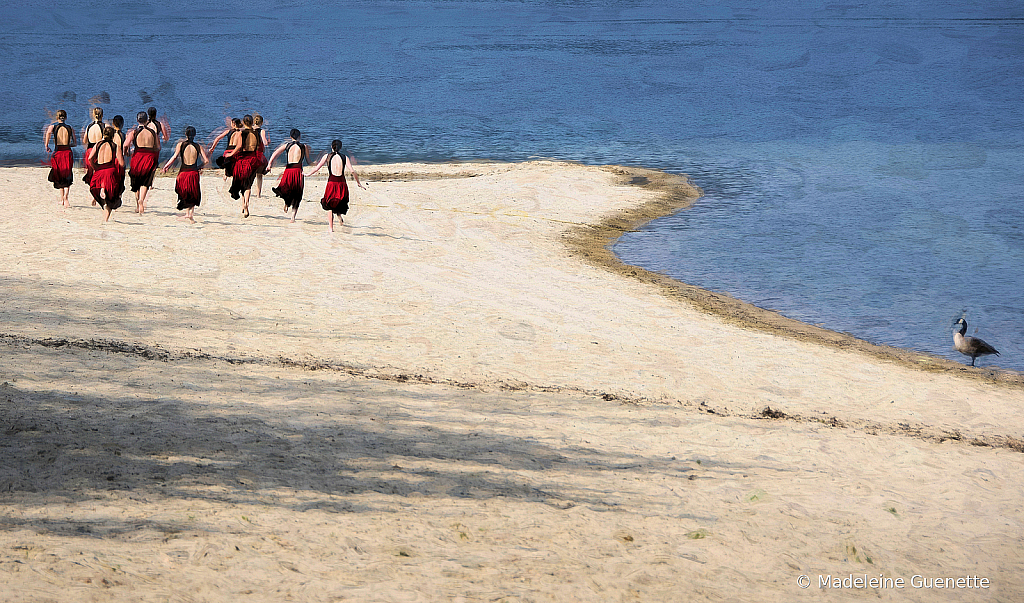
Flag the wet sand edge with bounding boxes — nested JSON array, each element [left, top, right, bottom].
[[562, 164, 1024, 389]]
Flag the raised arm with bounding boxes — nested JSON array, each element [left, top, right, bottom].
[[207, 127, 230, 154], [266, 141, 290, 171], [304, 152, 329, 177]]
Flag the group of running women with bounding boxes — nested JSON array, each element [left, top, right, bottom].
[[43, 108, 364, 230]]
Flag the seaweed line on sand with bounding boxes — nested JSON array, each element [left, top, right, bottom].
[[2, 332, 1021, 453]]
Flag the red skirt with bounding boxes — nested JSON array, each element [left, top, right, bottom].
[[89, 162, 123, 210], [272, 164, 304, 209], [115, 162, 126, 197], [175, 169, 201, 210], [129, 148, 159, 192], [82, 146, 95, 186], [321, 174, 349, 215], [229, 152, 260, 199], [256, 151, 269, 175], [48, 147, 74, 189]]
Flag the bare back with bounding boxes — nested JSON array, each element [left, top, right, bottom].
[[54, 123, 72, 146], [86, 122, 104, 145], [242, 129, 259, 152], [329, 153, 345, 176], [182, 142, 199, 165], [135, 126, 157, 150], [94, 140, 115, 164], [286, 142, 306, 164]]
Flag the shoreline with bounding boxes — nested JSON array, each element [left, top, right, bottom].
[[565, 164, 1024, 389]]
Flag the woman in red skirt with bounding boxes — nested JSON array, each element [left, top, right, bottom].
[[209, 117, 242, 180], [253, 113, 270, 197], [306, 139, 366, 232], [224, 114, 261, 217], [81, 107, 105, 192], [43, 109, 77, 207], [87, 127, 124, 223], [124, 111, 161, 214], [266, 129, 312, 223], [162, 126, 210, 224]]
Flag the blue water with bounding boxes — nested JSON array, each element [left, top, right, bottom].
[[2, 1, 1022, 370]]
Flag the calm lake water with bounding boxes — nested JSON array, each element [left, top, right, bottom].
[[2, 1, 1022, 370]]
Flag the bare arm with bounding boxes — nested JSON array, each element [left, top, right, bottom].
[[123, 128, 136, 156], [199, 145, 211, 169], [43, 125, 54, 153], [161, 141, 183, 173], [347, 154, 366, 189], [304, 152, 329, 177], [261, 129, 270, 146], [207, 128, 229, 154], [159, 116, 170, 142], [266, 142, 290, 170]]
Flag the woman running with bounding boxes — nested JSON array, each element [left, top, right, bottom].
[[124, 111, 162, 214], [87, 126, 124, 223], [162, 126, 211, 224], [253, 113, 270, 197], [147, 106, 170, 143], [224, 114, 261, 217], [81, 107, 105, 191], [266, 129, 312, 223], [209, 117, 242, 179], [43, 109, 77, 207], [306, 139, 366, 232], [110, 115, 127, 200]]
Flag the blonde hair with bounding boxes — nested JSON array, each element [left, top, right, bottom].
[[92, 107, 103, 121], [253, 113, 263, 127]]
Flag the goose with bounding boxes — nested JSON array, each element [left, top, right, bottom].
[[953, 318, 999, 366]]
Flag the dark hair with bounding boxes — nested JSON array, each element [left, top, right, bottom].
[[137, 111, 149, 124], [242, 114, 253, 127], [290, 128, 300, 140], [185, 126, 196, 141], [232, 118, 242, 128], [112, 115, 124, 129], [148, 107, 157, 120], [331, 139, 343, 153], [56, 110, 67, 120], [103, 126, 115, 141]]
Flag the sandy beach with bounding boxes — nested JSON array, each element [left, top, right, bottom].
[[1, 162, 1022, 601]]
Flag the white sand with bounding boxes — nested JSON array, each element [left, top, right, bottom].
[[1, 162, 1022, 601]]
